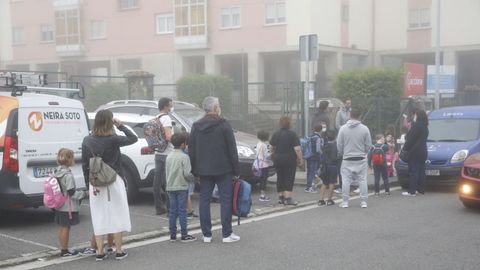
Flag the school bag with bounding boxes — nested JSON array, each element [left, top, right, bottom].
[[300, 134, 322, 159], [143, 114, 169, 152], [86, 143, 117, 201], [232, 178, 252, 225], [43, 175, 72, 219], [371, 145, 385, 166]]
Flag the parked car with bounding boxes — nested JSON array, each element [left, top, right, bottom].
[[395, 106, 480, 189], [92, 100, 275, 199], [458, 153, 480, 209]]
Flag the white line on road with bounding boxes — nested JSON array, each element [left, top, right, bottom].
[[0, 233, 57, 250], [7, 187, 401, 270]]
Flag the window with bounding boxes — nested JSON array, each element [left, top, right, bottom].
[[221, 6, 241, 29], [118, 58, 142, 74], [409, 8, 431, 29], [40, 25, 54, 42], [55, 9, 81, 45], [174, 0, 206, 37], [265, 0, 286, 25], [156, 14, 174, 34], [91, 20, 106, 39], [118, 0, 138, 10], [12, 27, 24, 44]]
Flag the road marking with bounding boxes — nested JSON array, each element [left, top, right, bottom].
[[0, 233, 57, 250], [7, 186, 401, 270]]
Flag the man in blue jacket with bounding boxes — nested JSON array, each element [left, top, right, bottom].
[[188, 96, 241, 243]]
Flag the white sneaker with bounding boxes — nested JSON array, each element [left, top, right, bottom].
[[222, 233, 240, 243], [360, 201, 368, 208], [402, 191, 416, 197], [203, 236, 212, 243], [333, 188, 342, 194], [339, 202, 349, 208], [353, 188, 360, 194]]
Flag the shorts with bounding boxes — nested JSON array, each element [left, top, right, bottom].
[[322, 164, 338, 185], [188, 182, 195, 195], [54, 211, 80, 227]]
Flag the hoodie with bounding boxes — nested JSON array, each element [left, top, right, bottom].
[[337, 119, 372, 160], [54, 165, 86, 212], [188, 114, 240, 176]]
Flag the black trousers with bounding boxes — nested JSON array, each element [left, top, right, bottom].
[[274, 157, 297, 193]]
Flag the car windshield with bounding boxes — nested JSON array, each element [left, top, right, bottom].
[[175, 107, 205, 126], [428, 119, 480, 142]]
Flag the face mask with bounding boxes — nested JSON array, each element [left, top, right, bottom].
[[170, 106, 174, 112], [413, 115, 417, 122], [322, 127, 327, 133], [217, 107, 222, 116]]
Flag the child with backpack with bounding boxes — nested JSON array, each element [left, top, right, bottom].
[[255, 130, 273, 201], [318, 130, 340, 206], [303, 124, 324, 193], [53, 148, 87, 257], [166, 133, 196, 243], [368, 134, 391, 196]]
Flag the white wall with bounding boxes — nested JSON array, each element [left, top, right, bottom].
[[0, 0, 13, 67], [286, 0, 341, 47], [349, 0, 372, 50], [375, 0, 407, 51], [434, 0, 480, 47]]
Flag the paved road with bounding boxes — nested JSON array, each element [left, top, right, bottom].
[[13, 187, 480, 270]]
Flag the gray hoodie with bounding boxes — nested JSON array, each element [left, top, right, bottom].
[[337, 120, 372, 159], [54, 166, 86, 212]]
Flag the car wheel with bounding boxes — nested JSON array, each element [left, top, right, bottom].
[[398, 175, 409, 189], [123, 166, 139, 203]]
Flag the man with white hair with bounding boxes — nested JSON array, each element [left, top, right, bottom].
[[188, 96, 241, 243]]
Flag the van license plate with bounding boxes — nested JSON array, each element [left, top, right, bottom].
[[425, 170, 440, 176], [33, 167, 57, 178]]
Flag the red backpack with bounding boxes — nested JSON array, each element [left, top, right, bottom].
[[371, 145, 385, 166]]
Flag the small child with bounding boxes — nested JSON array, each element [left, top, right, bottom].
[[166, 133, 196, 243], [181, 132, 199, 219], [305, 124, 324, 193], [256, 130, 273, 201], [385, 134, 398, 177], [54, 148, 87, 258], [368, 134, 390, 196], [318, 130, 340, 206]]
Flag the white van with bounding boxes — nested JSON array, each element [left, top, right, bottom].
[[0, 90, 89, 209]]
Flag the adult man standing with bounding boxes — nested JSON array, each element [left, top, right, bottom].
[[153, 98, 173, 215], [336, 107, 372, 208], [335, 98, 351, 131], [188, 96, 240, 243]]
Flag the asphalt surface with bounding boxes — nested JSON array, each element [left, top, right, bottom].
[[9, 187, 480, 270]]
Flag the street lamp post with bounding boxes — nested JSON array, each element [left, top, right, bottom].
[[434, 0, 441, 109]]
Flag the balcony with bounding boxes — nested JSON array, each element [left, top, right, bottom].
[[53, 0, 80, 9], [55, 44, 85, 57], [175, 34, 208, 50]]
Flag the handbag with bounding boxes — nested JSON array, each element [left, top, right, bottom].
[[399, 149, 410, 162]]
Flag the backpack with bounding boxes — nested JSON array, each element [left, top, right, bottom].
[[143, 114, 169, 152], [43, 175, 72, 219], [232, 178, 252, 225], [300, 134, 322, 159], [371, 145, 385, 166]]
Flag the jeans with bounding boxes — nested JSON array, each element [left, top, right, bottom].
[[199, 174, 233, 238], [306, 159, 320, 189], [259, 167, 269, 191], [168, 190, 188, 236], [154, 154, 168, 213], [408, 159, 426, 194], [341, 160, 368, 203], [373, 165, 390, 193]]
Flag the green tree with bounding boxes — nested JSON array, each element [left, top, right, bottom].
[[333, 68, 404, 135]]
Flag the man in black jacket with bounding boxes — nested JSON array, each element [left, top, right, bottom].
[[188, 96, 241, 243]]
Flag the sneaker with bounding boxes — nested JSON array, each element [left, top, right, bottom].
[[115, 252, 128, 260], [283, 198, 298, 206], [79, 247, 96, 256], [60, 249, 79, 258], [278, 196, 285, 204], [339, 202, 349, 208], [203, 236, 212, 243], [326, 199, 335, 206], [259, 195, 271, 202], [353, 188, 360, 194], [170, 235, 177, 242], [333, 188, 342, 194], [318, 200, 326, 206], [181, 235, 197, 243], [374, 192, 380, 197], [106, 246, 114, 255], [304, 187, 315, 193], [95, 253, 108, 261], [222, 233, 240, 243], [360, 201, 368, 208], [187, 211, 199, 219], [402, 191, 416, 197], [385, 192, 391, 196]]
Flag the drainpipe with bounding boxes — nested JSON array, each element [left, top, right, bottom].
[[371, 0, 376, 67]]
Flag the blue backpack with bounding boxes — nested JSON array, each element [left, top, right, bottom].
[[300, 134, 322, 159], [232, 178, 252, 225]]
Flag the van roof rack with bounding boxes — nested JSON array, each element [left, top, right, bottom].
[[0, 71, 84, 98]]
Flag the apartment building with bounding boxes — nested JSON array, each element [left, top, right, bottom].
[[1, 0, 480, 97]]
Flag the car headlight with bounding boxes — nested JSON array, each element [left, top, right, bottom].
[[461, 184, 473, 194], [237, 146, 255, 158], [465, 167, 480, 179], [451, 150, 469, 163]]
